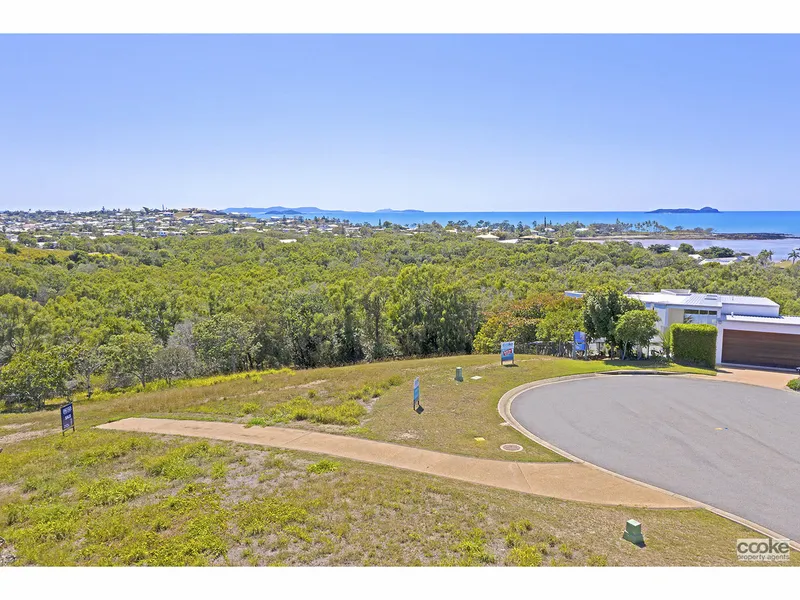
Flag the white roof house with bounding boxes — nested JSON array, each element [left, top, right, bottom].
[[699, 256, 746, 266], [565, 288, 800, 369]]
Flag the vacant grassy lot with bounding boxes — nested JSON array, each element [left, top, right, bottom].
[[2, 424, 793, 567], [4, 354, 764, 568], [2, 354, 713, 463]]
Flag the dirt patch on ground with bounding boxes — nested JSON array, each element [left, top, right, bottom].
[[0, 422, 33, 431], [280, 379, 328, 390], [0, 538, 16, 566], [0, 428, 59, 446], [0, 484, 18, 498]]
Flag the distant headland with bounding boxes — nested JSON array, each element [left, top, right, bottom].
[[225, 206, 322, 214], [647, 206, 720, 214]]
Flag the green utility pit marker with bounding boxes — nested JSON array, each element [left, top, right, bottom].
[[623, 519, 645, 546], [455, 367, 463, 382]]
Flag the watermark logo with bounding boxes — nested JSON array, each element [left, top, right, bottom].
[[736, 538, 791, 562]]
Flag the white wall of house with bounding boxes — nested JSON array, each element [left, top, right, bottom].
[[721, 303, 779, 317], [654, 306, 669, 333], [667, 308, 684, 328]]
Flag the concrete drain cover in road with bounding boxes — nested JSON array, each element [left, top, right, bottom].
[[500, 443, 523, 452]]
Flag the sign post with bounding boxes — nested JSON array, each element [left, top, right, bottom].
[[500, 341, 515, 366], [573, 331, 587, 359], [60, 402, 75, 435], [413, 377, 422, 413]]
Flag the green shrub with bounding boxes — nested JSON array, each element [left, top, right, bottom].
[[661, 325, 673, 360], [141, 441, 222, 480], [79, 477, 155, 505], [787, 378, 800, 391], [74, 436, 154, 467], [262, 397, 366, 426], [311, 400, 366, 425], [385, 375, 403, 387], [452, 528, 495, 565], [670, 323, 717, 368], [506, 519, 533, 534], [306, 459, 340, 474], [587, 554, 609, 566], [210, 461, 228, 480], [507, 544, 543, 566], [240, 402, 259, 415], [236, 498, 308, 536]]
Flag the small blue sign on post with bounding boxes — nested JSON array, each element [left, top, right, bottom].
[[413, 377, 423, 413], [573, 331, 587, 352], [60, 402, 75, 434], [500, 341, 515, 365]]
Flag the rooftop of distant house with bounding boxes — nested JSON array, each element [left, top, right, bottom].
[[565, 288, 779, 310]]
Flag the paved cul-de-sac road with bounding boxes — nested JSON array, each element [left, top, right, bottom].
[[511, 375, 800, 542]]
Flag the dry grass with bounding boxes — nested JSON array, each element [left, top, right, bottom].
[[5, 354, 712, 464], [0, 426, 791, 567], [2, 354, 755, 567]]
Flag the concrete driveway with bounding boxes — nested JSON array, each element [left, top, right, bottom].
[[510, 375, 800, 543], [715, 365, 795, 391]]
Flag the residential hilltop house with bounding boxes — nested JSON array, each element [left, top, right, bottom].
[[565, 288, 800, 370]]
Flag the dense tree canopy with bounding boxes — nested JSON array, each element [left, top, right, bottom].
[[1, 230, 799, 409]]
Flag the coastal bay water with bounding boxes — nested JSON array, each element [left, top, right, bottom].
[[605, 238, 800, 261], [233, 209, 800, 260], [237, 209, 800, 235]]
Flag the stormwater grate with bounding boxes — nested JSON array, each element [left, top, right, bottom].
[[500, 443, 523, 452]]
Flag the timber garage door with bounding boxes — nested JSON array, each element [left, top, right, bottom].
[[721, 329, 800, 368]]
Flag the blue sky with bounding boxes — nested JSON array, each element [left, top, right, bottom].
[[1, 34, 799, 212]]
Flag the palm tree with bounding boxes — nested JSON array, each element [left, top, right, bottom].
[[790, 249, 800, 265]]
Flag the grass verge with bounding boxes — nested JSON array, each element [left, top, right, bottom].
[[3, 354, 714, 463], [0, 426, 789, 567]]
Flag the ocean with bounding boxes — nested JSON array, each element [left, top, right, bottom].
[[236, 210, 800, 235], [231, 209, 800, 260]]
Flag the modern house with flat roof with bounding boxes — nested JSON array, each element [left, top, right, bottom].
[[565, 288, 800, 369]]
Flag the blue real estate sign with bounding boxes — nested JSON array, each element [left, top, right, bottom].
[[500, 341, 515, 364], [60, 402, 74, 433], [413, 377, 420, 410], [573, 331, 587, 352]]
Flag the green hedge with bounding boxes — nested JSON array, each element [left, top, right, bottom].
[[670, 323, 717, 369], [787, 378, 800, 391]]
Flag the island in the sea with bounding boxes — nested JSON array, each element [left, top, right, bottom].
[[647, 206, 720, 214], [226, 206, 426, 215]]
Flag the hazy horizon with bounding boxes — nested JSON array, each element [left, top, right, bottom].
[[2, 35, 800, 213]]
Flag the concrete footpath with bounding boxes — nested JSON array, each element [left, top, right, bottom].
[[98, 417, 693, 509]]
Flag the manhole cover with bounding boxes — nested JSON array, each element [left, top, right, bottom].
[[500, 443, 523, 452]]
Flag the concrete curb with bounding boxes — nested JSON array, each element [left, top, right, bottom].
[[497, 372, 800, 551]]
